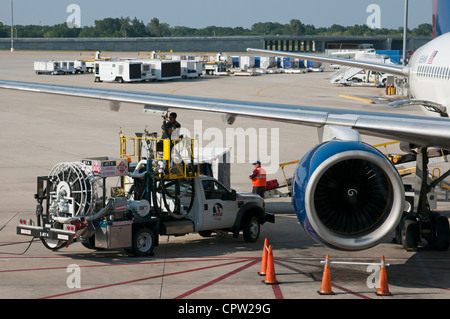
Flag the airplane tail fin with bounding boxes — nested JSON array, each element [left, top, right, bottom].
[[433, 0, 450, 38]]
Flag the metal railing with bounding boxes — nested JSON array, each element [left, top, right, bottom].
[[119, 131, 199, 180]]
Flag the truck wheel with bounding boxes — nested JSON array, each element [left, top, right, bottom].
[[198, 230, 213, 237], [132, 227, 155, 257], [41, 238, 65, 250], [430, 215, 450, 251], [243, 214, 260, 243], [81, 235, 96, 250], [401, 217, 420, 250]]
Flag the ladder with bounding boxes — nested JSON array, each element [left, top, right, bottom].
[[330, 66, 363, 85]]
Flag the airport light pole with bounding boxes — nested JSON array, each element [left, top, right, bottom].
[[10, 0, 14, 52], [402, 0, 408, 65]]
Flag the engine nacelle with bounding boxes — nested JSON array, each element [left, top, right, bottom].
[[292, 140, 404, 251]]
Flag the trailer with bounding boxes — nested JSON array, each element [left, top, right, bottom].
[[17, 133, 273, 256], [180, 60, 202, 79], [94, 61, 156, 83], [58, 61, 76, 74], [34, 61, 64, 75], [141, 60, 182, 81], [74, 60, 87, 73]]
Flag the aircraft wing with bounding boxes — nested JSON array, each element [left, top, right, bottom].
[[3, 79, 450, 252], [0, 79, 449, 149], [247, 48, 410, 77]]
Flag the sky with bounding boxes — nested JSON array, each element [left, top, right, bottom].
[[0, 0, 432, 30]]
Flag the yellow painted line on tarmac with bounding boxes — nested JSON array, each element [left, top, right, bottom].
[[339, 94, 374, 104], [256, 84, 279, 97], [169, 86, 188, 95], [169, 83, 203, 95]]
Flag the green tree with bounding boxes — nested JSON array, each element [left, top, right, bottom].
[[411, 23, 432, 36], [328, 24, 346, 35], [0, 19, 433, 39], [148, 17, 170, 37], [289, 19, 305, 35], [43, 23, 81, 38], [94, 18, 123, 37], [0, 22, 9, 37], [171, 26, 197, 37], [129, 17, 148, 37], [251, 22, 287, 35]]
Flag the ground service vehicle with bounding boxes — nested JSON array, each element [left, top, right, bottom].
[[17, 133, 273, 256], [34, 61, 64, 75], [94, 61, 156, 83]]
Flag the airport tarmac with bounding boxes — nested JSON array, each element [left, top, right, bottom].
[[0, 50, 449, 303]]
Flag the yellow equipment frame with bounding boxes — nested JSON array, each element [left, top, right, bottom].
[[119, 131, 199, 180]]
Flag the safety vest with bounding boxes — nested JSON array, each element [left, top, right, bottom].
[[252, 167, 267, 187]]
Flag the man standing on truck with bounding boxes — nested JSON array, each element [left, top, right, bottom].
[[249, 161, 266, 198], [162, 112, 181, 139]]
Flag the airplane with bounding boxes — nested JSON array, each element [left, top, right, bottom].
[[1, 33, 450, 253], [248, 32, 450, 118]]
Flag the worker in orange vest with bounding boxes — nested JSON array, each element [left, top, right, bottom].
[[249, 161, 267, 198]]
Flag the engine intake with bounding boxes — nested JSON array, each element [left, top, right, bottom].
[[292, 140, 404, 251]]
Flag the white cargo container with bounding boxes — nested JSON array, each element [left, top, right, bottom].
[[259, 56, 276, 69], [180, 60, 201, 79], [94, 61, 156, 83], [74, 60, 87, 73], [239, 56, 255, 70], [59, 61, 76, 74], [141, 60, 181, 81], [34, 61, 64, 75]]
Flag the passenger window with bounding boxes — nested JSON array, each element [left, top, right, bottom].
[[202, 180, 229, 200]]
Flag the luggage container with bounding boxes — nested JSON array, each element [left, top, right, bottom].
[[74, 60, 87, 73], [259, 56, 276, 69], [239, 56, 255, 70], [59, 61, 76, 74], [142, 60, 181, 81], [181, 60, 200, 79], [94, 61, 156, 83], [34, 61, 64, 75]]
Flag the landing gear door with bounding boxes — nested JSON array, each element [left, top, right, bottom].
[[201, 179, 237, 230]]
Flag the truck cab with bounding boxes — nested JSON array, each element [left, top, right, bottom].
[[182, 176, 269, 242]]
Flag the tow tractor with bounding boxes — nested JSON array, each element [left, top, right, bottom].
[[17, 131, 273, 256]]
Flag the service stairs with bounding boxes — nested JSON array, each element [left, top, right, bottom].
[[329, 66, 363, 85]]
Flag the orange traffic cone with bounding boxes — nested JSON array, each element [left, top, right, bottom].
[[258, 238, 268, 276], [376, 256, 392, 296], [318, 254, 335, 295], [262, 245, 279, 285]]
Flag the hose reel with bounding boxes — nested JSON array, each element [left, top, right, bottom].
[[48, 162, 98, 218]]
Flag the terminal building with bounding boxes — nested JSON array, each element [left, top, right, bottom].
[[0, 35, 431, 53]]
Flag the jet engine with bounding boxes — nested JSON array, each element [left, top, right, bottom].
[[292, 140, 404, 251]]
